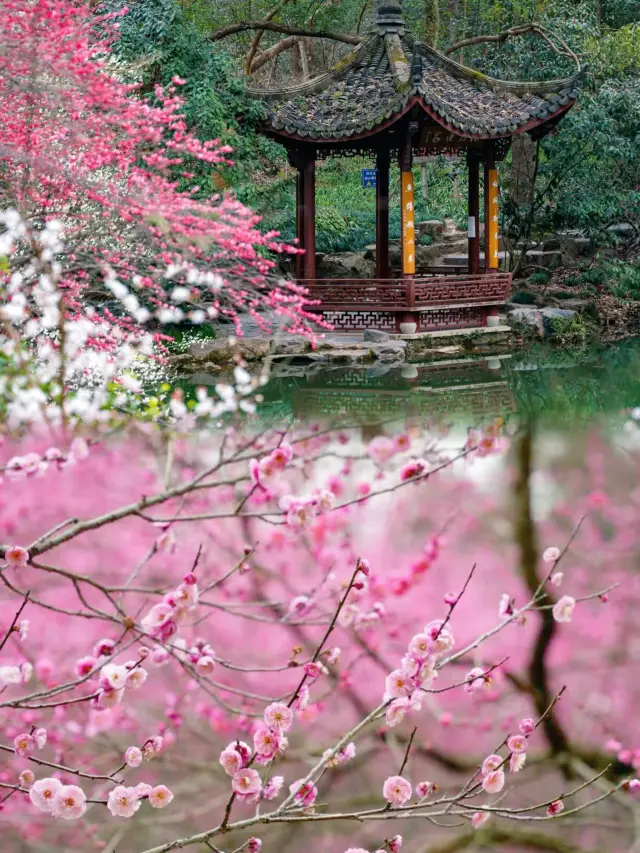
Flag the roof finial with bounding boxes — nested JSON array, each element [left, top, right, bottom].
[[376, 2, 405, 36]]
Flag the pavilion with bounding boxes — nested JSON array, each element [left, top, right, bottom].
[[248, 2, 581, 333]]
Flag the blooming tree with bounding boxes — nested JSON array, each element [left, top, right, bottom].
[[0, 0, 321, 430]]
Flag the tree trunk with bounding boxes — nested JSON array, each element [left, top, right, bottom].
[[424, 0, 440, 47], [510, 134, 537, 206]]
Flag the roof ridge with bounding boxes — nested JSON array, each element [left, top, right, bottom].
[[414, 36, 582, 96]]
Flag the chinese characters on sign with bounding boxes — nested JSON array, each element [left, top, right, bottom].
[[401, 171, 416, 275], [487, 168, 499, 269], [361, 168, 377, 188]]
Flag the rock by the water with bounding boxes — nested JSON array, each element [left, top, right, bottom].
[[316, 251, 375, 279], [364, 329, 391, 342]]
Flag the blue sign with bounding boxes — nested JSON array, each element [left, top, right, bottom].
[[361, 168, 377, 188]]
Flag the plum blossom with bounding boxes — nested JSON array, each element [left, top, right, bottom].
[[232, 768, 262, 797], [388, 835, 403, 852], [551, 571, 564, 587], [30, 777, 62, 812], [424, 620, 455, 655], [248, 839, 262, 853], [125, 746, 143, 767], [465, 666, 490, 693], [100, 663, 129, 690], [75, 656, 97, 677], [289, 779, 318, 808], [408, 633, 432, 659], [543, 547, 561, 563], [141, 603, 174, 635], [253, 726, 280, 760], [384, 669, 414, 700], [51, 785, 87, 820], [553, 595, 576, 623], [482, 770, 505, 794], [149, 785, 174, 808], [547, 799, 564, 816], [304, 662, 322, 680], [126, 666, 148, 689], [94, 638, 116, 657], [263, 776, 284, 800], [17, 619, 29, 640], [4, 545, 29, 568], [386, 698, 411, 727], [382, 775, 412, 806], [368, 436, 395, 465], [519, 718, 536, 735], [481, 755, 502, 776], [19, 769, 35, 789], [400, 459, 426, 481], [510, 752, 527, 772], [507, 734, 528, 754], [14, 733, 35, 757], [108, 785, 141, 817], [264, 702, 293, 732], [416, 781, 436, 798], [471, 811, 491, 829]]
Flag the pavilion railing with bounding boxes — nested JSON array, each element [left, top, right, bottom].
[[301, 272, 511, 310]]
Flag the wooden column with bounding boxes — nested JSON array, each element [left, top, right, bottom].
[[467, 152, 480, 275], [399, 135, 416, 279], [484, 147, 499, 271], [375, 149, 390, 279], [302, 151, 316, 281], [295, 164, 305, 281]]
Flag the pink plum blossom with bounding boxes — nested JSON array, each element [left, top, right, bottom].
[[289, 779, 318, 808], [547, 799, 564, 816], [263, 776, 284, 800], [51, 785, 87, 820], [108, 785, 141, 817], [386, 698, 411, 727], [4, 545, 29, 568], [253, 726, 280, 760], [471, 811, 491, 829], [100, 663, 129, 690], [543, 547, 561, 563], [382, 776, 412, 806], [510, 752, 527, 772], [553, 595, 576, 623], [125, 746, 143, 767], [416, 781, 436, 798], [481, 755, 503, 776], [149, 785, 174, 808], [19, 769, 35, 788], [126, 666, 148, 689], [264, 702, 293, 732], [408, 633, 432, 659], [465, 667, 490, 693], [384, 669, 414, 700], [519, 718, 536, 735], [482, 770, 505, 794], [248, 838, 262, 853], [507, 734, 528, 754], [368, 436, 395, 465], [14, 733, 35, 757], [551, 572, 564, 587], [388, 835, 403, 852], [232, 768, 262, 797], [30, 777, 62, 813]]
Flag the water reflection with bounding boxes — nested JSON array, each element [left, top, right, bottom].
[[256, 338, 640, 423]]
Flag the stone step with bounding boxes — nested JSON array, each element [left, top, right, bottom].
[[443, 251, 508, 266]]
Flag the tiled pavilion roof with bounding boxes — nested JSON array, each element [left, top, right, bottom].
[[247, 3, 581, 143]]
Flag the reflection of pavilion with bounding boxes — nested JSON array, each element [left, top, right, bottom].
[[265, 357, 516, 421], [248, 2, 580, 334]]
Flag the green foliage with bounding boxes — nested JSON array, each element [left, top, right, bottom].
[[101, 0, 283, 195], [528, 271, 551, 285], [604, 259, 640, 298], [511, 289, 539, 304], [547, 313, 591, 346]]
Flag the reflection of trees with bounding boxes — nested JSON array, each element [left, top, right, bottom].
[[507, 341, 640, 424]]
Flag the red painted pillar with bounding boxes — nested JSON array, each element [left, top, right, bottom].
[[467, 152, 480, 275], [295, 163, 305, 281], [398, 132, 417, 332], [376, 149, 390, 279], [484, 145, 498, 273], [303, 151, 316, 281]]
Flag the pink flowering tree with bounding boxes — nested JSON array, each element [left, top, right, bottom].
[[0, 0, 322, 430], [0, 414, 639, 853]]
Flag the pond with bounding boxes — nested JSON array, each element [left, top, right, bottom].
[[255, 337, 640, 425]]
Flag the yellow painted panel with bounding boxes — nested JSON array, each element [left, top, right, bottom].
[[488, 168, 499, 270], [401, 170, 416, 275]]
